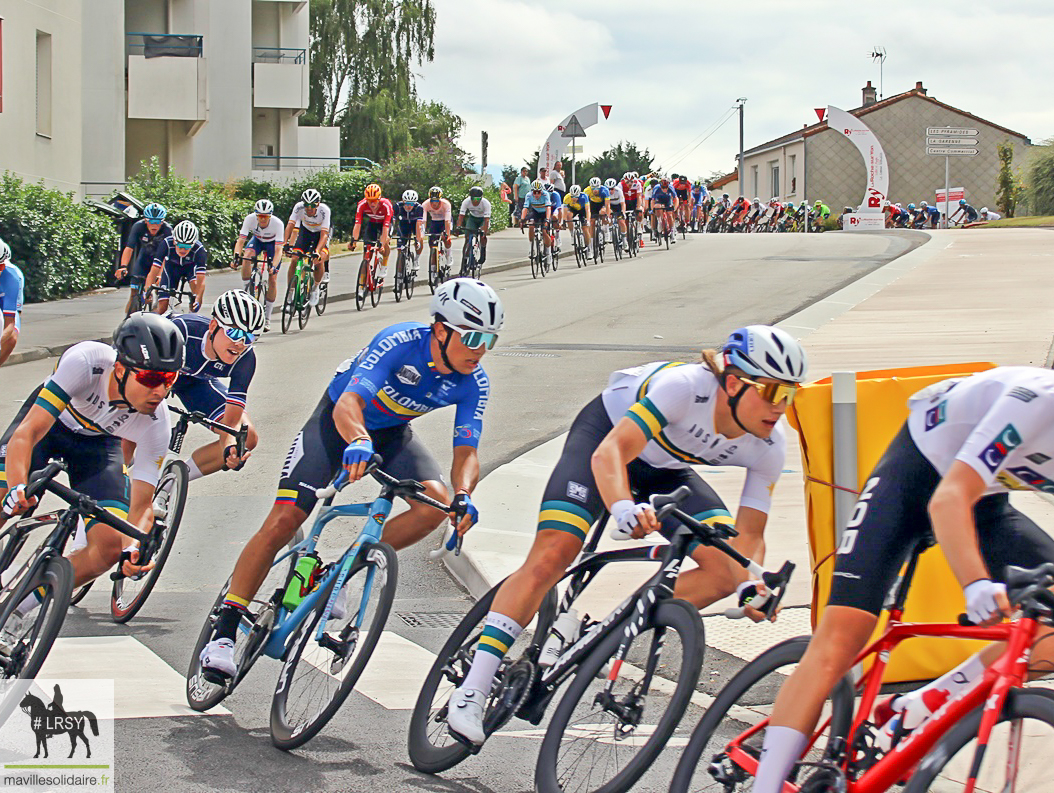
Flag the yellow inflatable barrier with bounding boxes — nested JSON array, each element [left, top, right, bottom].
[[788, 362, 996, 683]]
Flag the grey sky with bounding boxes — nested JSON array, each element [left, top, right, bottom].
[[414, 0, 1053, 179]]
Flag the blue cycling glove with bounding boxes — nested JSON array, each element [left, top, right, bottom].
[[449, 492, 479, 527], [342, 437, 374, 469]]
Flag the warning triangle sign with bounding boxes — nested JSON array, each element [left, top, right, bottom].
[[600, 105, 612, 120], [814, 107, 827, 122], [561, 115, 587, 138]]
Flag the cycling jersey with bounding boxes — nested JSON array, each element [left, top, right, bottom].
[[1, 263, 24, 331], [672, 178, 691, 195], [584, 185, 610, 205], [239, 213, 285, 243], [563, 193, 587, 212], [171, 313, 257, 412], [522, 191, 551, 213], [422, 198, 452, 223], [651, 185, 676, 206], [151, 238, 207, 288], [459, 197, 492, 219], [327, 321, 490, 446], [355, 197, 394, 226], [602, 362, 784, 513], [29, 342, 170, 486], [620, 179, 642, 201], [289, 201, 332, 234], [607, 185, 625, 205], [815, 204, 831, 217], [124, 219, 173, 261], [690, 187, 706, 206], [982, 210, 1002, 221], [960, 204, 979, 222], [394, 202, 424, 236]]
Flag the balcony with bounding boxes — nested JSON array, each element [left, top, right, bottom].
[[252, 48, 307, 110], [126, 33, 207, 122]]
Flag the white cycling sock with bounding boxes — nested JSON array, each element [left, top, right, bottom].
[[460, 612, 524, 693], [753, 726, 808, 793], [265, 299, 275, 321], [378, 262, 389, 280], [16, 591, 41, 616], [186, 459, 205, 482]]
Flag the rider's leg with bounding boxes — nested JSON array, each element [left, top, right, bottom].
[[241, 252, 254, 291], [265, 266, 278, 326], [313, 250, 327, 288]]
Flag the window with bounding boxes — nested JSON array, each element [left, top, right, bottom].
[[770, 163, 780, 198], [36, 30, 52, 137], [789, 154, 797, 194]]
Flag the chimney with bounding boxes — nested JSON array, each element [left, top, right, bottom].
[[862, 81, 877, 107], [915, 81, 927, 95]]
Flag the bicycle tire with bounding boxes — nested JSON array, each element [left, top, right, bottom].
[[369, 260, 382, 307], [280, 284, 296, 334], [0, 554, 73, 680], [394, 251, 405, 303], [429, 248, 438, 294], [405, 254, 416, 300], [110, 459, 188, 624], [271, 542, 398, 750], [904, 688, 1054, 793], [530, 235, 540, 279], [535, 598, 703, 793], [315, 280, 328, 316], [355, 258, 369, 311], [297, 270, 311, 329], [668, 636, 855, 793]]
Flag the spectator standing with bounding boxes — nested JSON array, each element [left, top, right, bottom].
[[513, 166, 532, 226], [551, 162, 567, 198], [499, 180, 513, 225]]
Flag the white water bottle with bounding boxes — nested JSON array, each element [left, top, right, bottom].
[[538, 609, 581, 667]]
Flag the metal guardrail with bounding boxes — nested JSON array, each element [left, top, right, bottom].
[[127, 32, 203, 58], [252, 47, 306, 65], [252, 156, 378, 172]]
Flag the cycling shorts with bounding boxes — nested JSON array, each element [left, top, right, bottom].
[[362, 219, 386, 245], [589, 201, 606, 215], [625, 197, 639, 212], [566, 204, 587, 221], [171, 376, 230, 422], [674, 189, 689, 201], [245, 237, 277, 261], [463, 215, 487, 232], [526, 208, 548, 225], [294, 228, 328, 256], [652, 197, 674, 210], [396, 219, 419, 240], [276, 392, 443, 515], [130, 250, 156, 286], [828, 424, 1054, 615], [537, 396, 733, 548], [0, 386, 130, 528], [609, 203, 624, 217], [426, 218, 447, 240]]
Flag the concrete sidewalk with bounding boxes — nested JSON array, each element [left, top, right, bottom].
[[5, 226, 533, 367], [447, 228, 1054, 646]]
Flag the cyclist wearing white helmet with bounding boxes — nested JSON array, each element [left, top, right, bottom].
[[144, 219, 208, 315], [115, 202, 173, 316], [445, 325, 808, 746], [0, 238, 25, 366], [561, 184, 594, 249], [455, 187, 493, 271], [584, 176, 612, 243], [168, 289, 264, 482], [282, 188, 332, 303], [199, 278, 505, 680], [520, 179, 555, 265], [395, 188, 426, 259], [233, 198, 286, 330], [605, 177, 629, 249]]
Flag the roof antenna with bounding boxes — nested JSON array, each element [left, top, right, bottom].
[[869, 46, 886, 99]]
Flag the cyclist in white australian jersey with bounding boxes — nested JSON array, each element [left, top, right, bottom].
[[445, 326, 808, 746], [283, 187, 332, 288], [233, 199, 286, 330], [605, 177, 628, 251]]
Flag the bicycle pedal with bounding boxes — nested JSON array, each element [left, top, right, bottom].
[[448, 727, 485, 754], [200, 668, 232, 687]]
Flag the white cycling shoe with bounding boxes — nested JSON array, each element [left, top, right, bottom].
[[321, 271, 331, 284], [447, 687, 487, 746], [200, 638, 237, 679], [308, 287, 320, 307]]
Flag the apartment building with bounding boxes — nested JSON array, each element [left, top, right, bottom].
[[0, 0, 339, 197]]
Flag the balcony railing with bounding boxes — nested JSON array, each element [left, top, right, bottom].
[[127, 32, 203, 58], [252, 47, 306, 65], [252, 156, 377, 172]]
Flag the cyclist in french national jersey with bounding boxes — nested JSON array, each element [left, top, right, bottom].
[[115, 203, 172, 316], [233, 199, 286, 331], [145, 220, 207, 314], [0, 239, 25, 366], [282, 188, 332, 301], [198, 279, 505, 679], [750, 365, 1054, 793], [169, 291, 264, 481], [445, 326, 808, 746], [0, 315, 182, 635]]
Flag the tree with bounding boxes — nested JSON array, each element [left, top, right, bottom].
[[1027, 138, 1054, 216], [995, 141, 1022, 218], [341, 89, 466, 164], [500, 165, 519, 187], [571, 141, 655, 187]]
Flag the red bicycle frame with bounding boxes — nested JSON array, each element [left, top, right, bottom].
[[361, 243, 379, 291]]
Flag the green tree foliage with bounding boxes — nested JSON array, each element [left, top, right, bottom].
[[521, 142, 655, 188], [500, 165, 519, 187], [995, 141, 1023, 218], [1027, 138, 1054, 216], [341, 89, 466, 164]]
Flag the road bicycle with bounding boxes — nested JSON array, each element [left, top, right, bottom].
[[459, 227, 485, 280], [570, 218, 589, 268], [407, 485, 794, 793], [669, 538, 1054, 793], [546, 220, 559, 272], [0, 462, 158, 679], [428, 232, 452, 294], [609, 215, 626, 261], [591, 216, 607, 264], [234, 253, 276, 307], [186, 459, 455, 750], [624, 212, 640, 257], [281, 249, 318, 333], [525, 218, 548, 279], [354, 241, 383, 311], [393, 235, 418, 303], [656, 209, 673, 249]]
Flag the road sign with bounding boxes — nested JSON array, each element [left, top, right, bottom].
[[926, 127, 977, 136], [927, 137, 977, 146], [926, 146, 978, 156], [561, 115, 586, 138]]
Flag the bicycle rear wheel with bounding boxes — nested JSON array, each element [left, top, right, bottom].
[[369, 261, 382, 307], [394, 251, 405, 302], [355, 259, 369, 311], [110, 460, 188, 623], [315, 279, 328, 316], [405, 252, 416, 300], [271, 542, 398, 750], [0, 554, 73, 680], [429, 249, 439, 294], [535, 598, 703, 793], [297, 272, 311, 328], [281, 284, 296, 333]]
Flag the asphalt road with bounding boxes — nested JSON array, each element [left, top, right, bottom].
[[0, 230, 921, 793]]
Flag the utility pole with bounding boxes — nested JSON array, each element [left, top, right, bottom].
[[481, 131, 488, 172], [737, 98, 747, 199]]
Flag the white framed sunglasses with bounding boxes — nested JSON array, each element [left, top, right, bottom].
[[441, 322, 499, 350]]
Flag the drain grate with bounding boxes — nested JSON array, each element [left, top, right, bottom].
[[492, 351, 559, 358], [396, 611, 466, 629]]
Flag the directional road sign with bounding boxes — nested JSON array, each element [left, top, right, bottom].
[[926, 127, 978, 137], [926, 146, 978, 156], [927, 137, 978, 146]]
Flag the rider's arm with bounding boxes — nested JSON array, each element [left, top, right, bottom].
[[928, 461, 992, 589], [144, 260, 162, 292], [282, 217, 297, 247], [2, 405, 56, 495], [317, 226, 330, 253], [450, 445, 480, 497], [332, 391, 369, 444]]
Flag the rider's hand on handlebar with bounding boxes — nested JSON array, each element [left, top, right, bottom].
[[341, 437, 374, 482], [223, 444, 251, 472], [611, 499, 660, 540], [736, 579, 777, 623], [349, 240, 359, 252], [448, 491, 478, 536], [1, 484, 37, 517], [120, 545, 156, 578], [964, 579, 1011, 625]]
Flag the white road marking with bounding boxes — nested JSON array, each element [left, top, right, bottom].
[[354, 631, 440, 710]]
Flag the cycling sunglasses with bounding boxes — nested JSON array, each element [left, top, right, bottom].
[[223, 326, 256, 345], [131, 368, 179, 389], [174, 243, 193, 254], [739, 377, 798, 406], [442, 322, 499, 351], [306, 202, 320, 209]]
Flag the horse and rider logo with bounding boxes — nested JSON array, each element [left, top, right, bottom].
[[19, 683, 100, 758]]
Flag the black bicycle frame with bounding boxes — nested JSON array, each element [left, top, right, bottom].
[[168, 405, 248, 459]]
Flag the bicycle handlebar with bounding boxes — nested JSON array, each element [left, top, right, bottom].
[[957, 562, 1054, 625], [168, 405, 249, 458]]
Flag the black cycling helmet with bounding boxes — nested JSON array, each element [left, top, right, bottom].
[[468, 186, 484, 199], [113, 312, 185, 373]]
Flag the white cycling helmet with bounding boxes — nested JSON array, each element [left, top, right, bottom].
[[569, 185, 582, 196], [589, 176, 602, 188], [980, 206, 989, 214], [722, 325, 808, 383], [622, 172, 632, 181], [254, 198, 274, 215], [0, 239, 10, 264], [430, 278, 504, 333], [213, 289, 265, 335], [604, 178, 617, 189], [172, 220, 199, 246], [402, 189, 419, 203], [301, 188, 321, 205], [920, 201, 929, 208]]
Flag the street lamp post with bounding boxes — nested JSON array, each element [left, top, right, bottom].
[[737, 98, 747, 200]]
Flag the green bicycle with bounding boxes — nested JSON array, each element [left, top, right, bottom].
[[281, 249, 319, 334]]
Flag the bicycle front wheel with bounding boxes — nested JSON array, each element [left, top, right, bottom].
[[530, 237, 540, 279], [110, 459, 188, 623], [405, 253, 416, 300], [369, 262, 382, 307], [271, 541, 398, 750], [0, 555, 73, 679], [315, 279, 328, 316], [428, 249, 438, 294], [355, 259, 369, 310], [905, 688, 1054, 793], [281, 285, 296, 333], [535, 598, 704, 793], [394, 251, 405, 302]]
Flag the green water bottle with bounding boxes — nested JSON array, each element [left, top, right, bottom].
[[282, 553, 321, 611]]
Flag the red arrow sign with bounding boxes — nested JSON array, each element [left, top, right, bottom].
[[601, 105, 612, 119], [814, 107, 827, 122]]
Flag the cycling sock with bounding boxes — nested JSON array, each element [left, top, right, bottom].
[[15, 590, 42, 616], [214, 595, 250, 642], [378, 262, 389, 280], [265, 299, 275, 321], [753, 726, 808, 793], [186, 458, 204, 482], [892, 653, 986, 729], [461, 612, 523, 693]]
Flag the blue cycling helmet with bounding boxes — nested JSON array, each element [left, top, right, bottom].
[[907, 203, 916, 210], [722, 325, 807, 383], [143, 202, 167, 222], [959, 199, 966, 206]]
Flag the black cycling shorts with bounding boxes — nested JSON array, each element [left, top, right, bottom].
[[625, 197, 639, 212], [0, 386, 130, 527], [828, 423, 1054, 615], [276, 392, 444, 515], [674, 189, 689, 201], [293, 228, 326, 254], [537, 395, 734, 547]]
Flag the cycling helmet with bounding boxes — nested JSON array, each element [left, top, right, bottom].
[[429, 186, 443, 199], [907, 203, 916, 210], [542, 183, 553, 193], [722, 193, 730, 200], [430, 278, 505, 333], [980, 207, 989, 214], [531, 180, 544, 191], [604, 178, 617, 189], [622, 172, 632, 181], [468, 186, 484, 199], [752, 198, 760, 206], [920, 201, 929, 208], [959, 199, 966, 206], [402, 189, 419, 203], [172, 220, 199, 246], [722, 325, 808, 383], [660, 177, 670, 184], [671, 173, 679, 180], [814, 200, 822, 206], [213, 289, 265, 335], [254, 198, 274, 215], [569, 185, 582, 196], [143, 203, 167, 222], [589, 177, 601, 188], [113, 312, 185, 373], [694, 180, 702, 187], [0, 239, 10, 264], [895, 203, 902, 209], [844, 206, 854, 213], [301, 188, 322, 205], [364, 184, 382, 200]]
